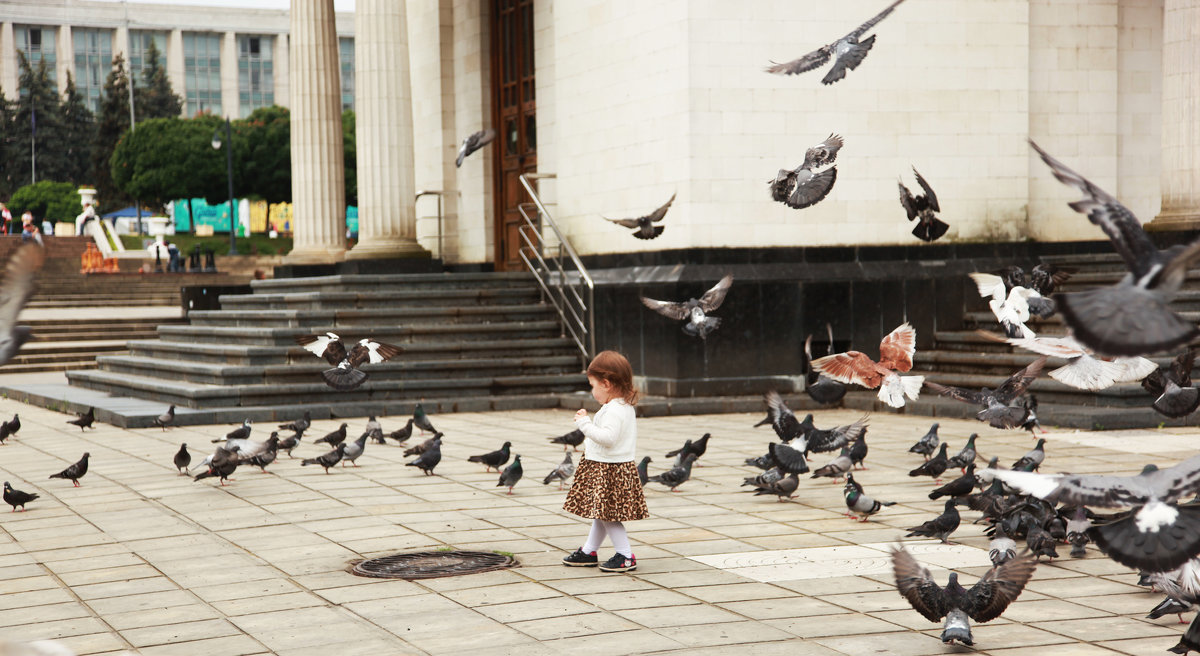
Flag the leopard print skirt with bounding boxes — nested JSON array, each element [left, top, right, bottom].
[[563, 458, 648, 522]]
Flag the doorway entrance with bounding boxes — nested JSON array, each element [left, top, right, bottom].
[[490, 0, 537, 271]]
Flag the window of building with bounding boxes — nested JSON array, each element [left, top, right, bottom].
[[14, 25, 57, 90], [339, 37, 354, 112], [129, 30, 168, 86], [73, 28, 113, 113], [183, 32, 222, 115], [237, 34, 273, 117]]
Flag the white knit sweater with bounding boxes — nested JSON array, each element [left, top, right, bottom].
[[574, 398, 637, 463]]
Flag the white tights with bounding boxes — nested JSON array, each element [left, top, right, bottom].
[[582, 519, 632, 557]]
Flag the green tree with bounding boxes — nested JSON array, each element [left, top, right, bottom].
[[133, 40, 182, 120], [111, 116, 225, 211], [241, 106, 290, 203], [9, 180, 79, 224], [92, 53, 133, 211], [0, 87, 17, 198], [59, 71, 95, 185], [342, 109, 356, 207], [11, 54, 69, 188]]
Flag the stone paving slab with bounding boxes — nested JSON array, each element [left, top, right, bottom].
[[0, 398, 1193, 654]]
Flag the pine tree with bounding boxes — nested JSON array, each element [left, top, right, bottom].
[[134, 40, 182, 120], [59, 71, 95, 185], [92, 53, 133, 210], [0, 87, 16, 198], [11, 53, 67, 188]]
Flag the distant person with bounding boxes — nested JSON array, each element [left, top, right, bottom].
[[20, 214, 40, 244], [0, 202, 11, 233], [41, 219, 53, 236], [75, 203, 96, 235], [167, 242, 181, 272]]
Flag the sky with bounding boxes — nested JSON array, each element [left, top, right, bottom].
[[93, 0, 356, 10]]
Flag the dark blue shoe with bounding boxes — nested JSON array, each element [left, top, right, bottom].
[[599, 553, 636, 572], [562, 549, 598, 567]]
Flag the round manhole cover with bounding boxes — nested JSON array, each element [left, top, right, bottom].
[[351, 550, 518, 580]]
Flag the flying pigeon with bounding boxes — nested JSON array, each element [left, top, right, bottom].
[[406, 436, 442, 475], [641, 274, 734, 339], [455, 128, 496, 167], [387, 418, 415, 445], [1142, 350, 1200, 418], [804, 326, 848, 405], [0, 242, 45, 366], [153, 405, 176, 431], [543, 452, 575, 490], [768, 134, 842, 210], [497, 455, 523, 494], [766, 0, 907, 85], [413, 404, 437, 434], [905, 500, 961, 544], [968, 272, 1039, 338], [754, 391, 804, 442], [892, 545, 1036, 646], [811, 447, 853, 482], [193, 446, 239, 485], [843, 472, 895, 521], [1030, 140, 1200, 356], [173, 443, 191, 475], [665, 433, 710, 466], [910, 443, 950, 483], [909, 423, 940, 460], [899, 167, 948, 242], [993, 330, 1155, 391], [945, 434, 978, 472], [548, 428, 585, 452], [604, 193, 675, 240], [1011, 438, 1047, 472], [930, 464, 978, 501], [468, 441, 513, 472], [313, 423, 348, 448], [295, 332, 402, 391], [752, 471, 799, 502], [811, 322, 924, 408], [3, 482, 38, 512], [341, 434, 368, 467], [977, 456, 1200, 572], [67, 407, 95, 431], [302, 443, 347, 474], [279, 411, 311, 434], [647, 453, 698, 492], [767, 442, 810, 475], [925, 357, 1048, 430], [49, 453, 89, 487], [637, 456, 651, 487], [988, 523, 1017, 567], [797, 413, 868, 457]]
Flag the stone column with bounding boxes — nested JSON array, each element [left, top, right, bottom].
[[166, 30, 185, 106], [274, 34, 289, 108], [1153, 0, 1200, 227], [344, 0, 427, 260], [220, 31, 238, 118], [0, 23, 16, 96], [56, 25, 72, 96], [285, 0, 346, 263]]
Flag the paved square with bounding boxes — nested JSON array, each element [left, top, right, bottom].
[[0, 399, 1191, 654]]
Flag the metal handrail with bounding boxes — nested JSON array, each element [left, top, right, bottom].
[[517, 173, 595, 367], [414, 190, 446, 259]]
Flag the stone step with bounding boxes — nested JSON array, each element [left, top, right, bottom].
[[66, 367, 588, 408], [30, 330, 159, 343], [217, 287, 543, 310], [915, 348, 1174, 375], [916, 368, 1149, 407], [155, 321, 564, 346], [184, 304, 558, 328], [249, 271, 538, 294]]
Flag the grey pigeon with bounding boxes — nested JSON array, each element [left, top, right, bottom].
[[173, 443, 191, 475], [1011, 439, 1046, 472], [744, 452, 774, 470], [946, 434, 978, 472], [843, 472, 894, 521], [909, 423, 939, 460], [342, 433, 368, 467], [1142, 349, 1200, 419], [193, 446, 238, 485], [497, 455, 523, 494], [543, 452, 575, 490], [768, 134, 841, 209], [742, 467, 783, 488], [648, 453, 697, 491], [1030, 140, 1200, 356], [295, 332, 402, 390], [604, 193, 674, 240], [364, 416, 384, 444], [244, 436, 280, 472], [899, 167, 948, 242], [811, 447, 852, 482], [892, 545, 1036, 646], [404, 432, 443, 457], [804, 325, 848, 405], [387, 418, 415, 445], [3, 481, 38, 512], [1024, 516, 1059, 561], [909, 443, 950, 482], [549, 428, 585, 452], [220, 419, 251, 442], [767, 441, 809, 475], [988, 523, 1017, 567], [905, 499, 961, 544], [925, 357, 1048, 430], [279, 410, 311, 434], [666, 433, 710, 466], [797, 413, 867, 456], [413, 404, 436, 434], [468, 441, 512, 472], [67, 407, 95, 431], [978, 457, 1200, 572], [313, 423, 348, 447], [752, 472, 799, 502], [455, 128, 496, 167], [1146, 560, 1200, 652], [0, 242, 44, 366], [302, 443, 347, 474], [49, 452, 90, 487], [153, 405, 176, 431], [754, 391, 803, 442], [641, 274, 733, 339], [1065, 507, 1092, 558], [406, 436, 442, 475], [766, 0, 906, 84], [277, 430, 303, 457], [637, 456, 651, 487]]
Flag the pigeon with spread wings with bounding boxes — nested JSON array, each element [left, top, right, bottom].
[[1141, 349, 1200, 419], [641, 274, 733, 339], [769, 134, 842, 210], [295, 332, 402, 391], [925, 357, 1048, 429], [766, 0, 907, 85], [810, 322, 924, 408], [0, 242, 45, 367], [1030, 140, 1200, 356], [804, 324, 848, 405], [455, 128, 495, 167], [604, 193, 675, 240], [899, 167, 948, 242]]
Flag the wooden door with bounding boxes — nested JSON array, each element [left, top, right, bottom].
[[491, 0, 537, 271]]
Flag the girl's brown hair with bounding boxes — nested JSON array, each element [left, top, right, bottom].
[[587, 350, 639, 405]]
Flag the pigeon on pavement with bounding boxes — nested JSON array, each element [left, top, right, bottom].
[[404, 432, 444, 457], [49, 453, 90, 487], [279, 411, 311, 434], [497, 455, 523, 494], [341, 434, 368, 467], [244, 436, 280, 473], [909, 423, 940, 460], [666, 433, 710, 466], [604, 193, 675, 240], [549, 428, 585, 452], [543, 452, 575, 490], [648, 453, 698, 492], [849, 435, 870, 470], [988, 523, 1017, 567], [67, 407, 95, 431], [173, 443, 191, 475], [811, 447, 853, 482], [296, 332, 402, 390], [153, 405, 176, 431], [752, 472, 799, 502], [468, 441, 512, 472], [386, 418, 415, 445], [302, 443, 347, 474], [843, 472, 895, 521], [767, 442, 810, 475], [413, 404, 437, 435], [1065, 507, 1093, 558], [946, 434, 978, 472], [929, 464, 978, 500], [637, 456, 651, 487], [313, 423, 348, 448], [193, 446, 239, 485], [641, 274, 734, 339], [3, 482, 38, 512], [905, 500, 961, 544], [1011, 439, 1047, 472], [910, 443, 950, 482], [276, 430, 302, 457], [455, 128, 496, 167], [406, 436, 443, 475], [766, 0, 907, 85], [222, 420, 251, 442], [364, 416, 384, 444], [812, 322, 923, 408]]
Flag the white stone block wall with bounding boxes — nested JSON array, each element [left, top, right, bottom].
[[449, 0, 493, 264]]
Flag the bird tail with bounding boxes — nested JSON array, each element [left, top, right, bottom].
[[300, 458, 317, 467], [901, 375, 923, 400], [940, 609, 973, 646], [467, 455, 485, 463], [1059, 286, 1200, 357], [193, 469, 216, 482], [322, 367, 368, 391], [1148, 596, 1193, 620], [1088, 505, 1200, 572], [1155, 381, 1200, 418], [1170, 614, 1200, 654]]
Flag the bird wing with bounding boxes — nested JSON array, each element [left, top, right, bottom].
[[979, 468, 1160, 508], [965, 553, 1037, 622], [0, 243, 43, 356], [810, 415, 869, 453], [786, 167, 837, 209], [924, 381, 988, 406], [1004, 334, 1087, 358], [1030, 263, 1072, 295], [764, 391, 803, 441], [846, 0, 907, 41], [811, 352, 883, 388], [697, 274, 734, 312], [968, 273, 1007, 303], [768, 442, 809, 475], [1170, 349, 1198, 386], [804, 133, 844, 169], [641, 296, 691, 320], [911, 167, 940, 213], [898, 181, 919, 221], [1029, 140, 1159, 280], [878, 322, 916, 372], [347, 339, 402, 367], [296, 333, 346, 366], [769, 169, 797, 203], [642, 193, 676, 224], [993, 356, 1048, 404], [605, 217, 642, 229], [765, 46, 832, 76], [891, 546, 949, 622]]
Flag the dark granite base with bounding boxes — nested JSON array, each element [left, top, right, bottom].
[[273, 257, 442, 278]]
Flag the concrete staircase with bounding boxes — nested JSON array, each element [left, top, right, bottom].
[[61, 271, 589, 420], [910, 252, 1199, 429]]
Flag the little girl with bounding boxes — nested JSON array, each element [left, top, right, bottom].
[[562, 350, 648, 572]]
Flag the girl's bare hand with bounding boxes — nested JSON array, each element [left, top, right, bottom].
[[575, 408, 588, 420]]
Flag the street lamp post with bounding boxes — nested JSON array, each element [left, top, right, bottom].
[[211, 118, 238, 255]]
